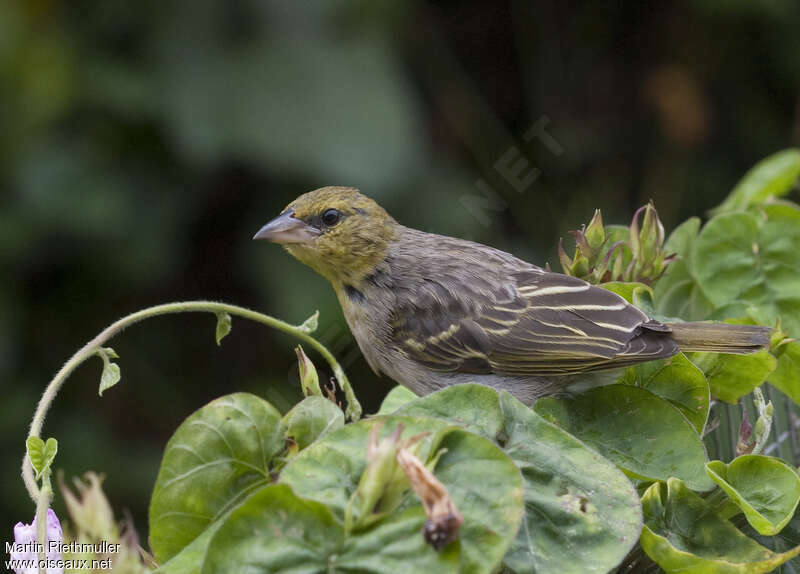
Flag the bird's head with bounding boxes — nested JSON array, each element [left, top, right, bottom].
[[254, 186, 397, 285]]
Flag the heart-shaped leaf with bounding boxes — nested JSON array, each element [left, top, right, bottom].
[[694, 205, 800, 337], [149, 392, 286, 564], [396, 384, 643, 574], [706, 455, 800, 535], [618, 353, 709, 433], [26, 436, 58, 480], [278, 415, 524, 574], [202, 483, 460, 574], [535, 384, 714, 491], [641, 478, 800, 573]]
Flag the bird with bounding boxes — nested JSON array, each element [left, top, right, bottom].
[[254, 186, 771, 404]]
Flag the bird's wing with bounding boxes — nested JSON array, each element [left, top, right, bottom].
[[392, 269, 677, 376]]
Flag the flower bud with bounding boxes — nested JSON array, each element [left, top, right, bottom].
[[396, 447, 463, 550], [295, 346, 321, 397], [736, 405, 754, 457], [345, 423, 406, 531], [558, 238, 573, 274], [59, 472, 116, 542], [585, 209, 605, 250]]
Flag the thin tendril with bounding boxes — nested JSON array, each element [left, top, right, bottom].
[[22, 301, 361, 501]]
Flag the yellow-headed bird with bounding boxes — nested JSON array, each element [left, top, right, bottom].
[[254, 186, 770, 404]]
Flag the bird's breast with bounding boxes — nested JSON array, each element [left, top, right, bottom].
[[335, 282, 400, 378]]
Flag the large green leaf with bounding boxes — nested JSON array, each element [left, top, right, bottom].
[[157, 524, 224, 574], [640, 478, 800, 573], [653, 217, 715, 321], [710, 149, 800, 215], [706, 455, 800, 536], [618, 353, 709, 433], [694, 204, 800, 337], [201, 483, 460, 574], [201, 484, 354, 574], [396, 384, 643, 574], [689, 350, 777, 403], [499, 392, 642, 574], [771, 341, 800, 406], [535, 384, 714, 491], [278, 415, 524, 574], [149, 393, 286, 563]]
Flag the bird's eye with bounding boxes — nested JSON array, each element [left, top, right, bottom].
[[321, 208, 342, 227]]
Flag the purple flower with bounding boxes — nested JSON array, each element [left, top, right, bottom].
[[10, 508, 63, 574]]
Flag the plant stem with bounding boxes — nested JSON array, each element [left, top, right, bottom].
[[35, 470, 52, 574], [22, 301, 361, 501]]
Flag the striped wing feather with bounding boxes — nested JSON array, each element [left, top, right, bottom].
[[393, 270, 678, 376]]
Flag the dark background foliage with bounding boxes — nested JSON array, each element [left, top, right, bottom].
[[2, 0, 799, 543]]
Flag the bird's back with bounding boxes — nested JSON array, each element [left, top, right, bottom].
[[340, 226, 678, 402]]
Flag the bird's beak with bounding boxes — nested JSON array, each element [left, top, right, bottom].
[[253, 210, 321, 244]]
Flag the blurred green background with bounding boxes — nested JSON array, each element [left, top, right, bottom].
[[2, 0, 799, 545]]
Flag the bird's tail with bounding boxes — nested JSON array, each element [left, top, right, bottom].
[[666, 322, 772, 354]]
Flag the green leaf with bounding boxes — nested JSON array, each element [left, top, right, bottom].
[[282, 395, 344, 453], [278, 415, 523, 573], [640, 478, 800, 573], [98, 362, 120, 396], [654, 217, 715, 320], [535, 384, 714, 491], [499, 391, 642, 574], [201, 484, 354, 574], [149, 392, 286, 563], [741, 510, 800, 573], [430, 427, 524, 572], [706, 455, 800, 535], [770, 341, 800, 406], [376, 385, 418, 415], [600, 281, 653, 304], [394, 384, 643, 574], [619, 353, 709, 433], [298, 310, 319, 334], [694, 205, 800, 337], [214, 312, 231, 346], [26, 436, 58, 480], [97, 347, 121, 397], [689, 350, 777, 403], [156, 523, 223, 574], [710, 149, 800, 215], [202, 483, 460, 574]]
